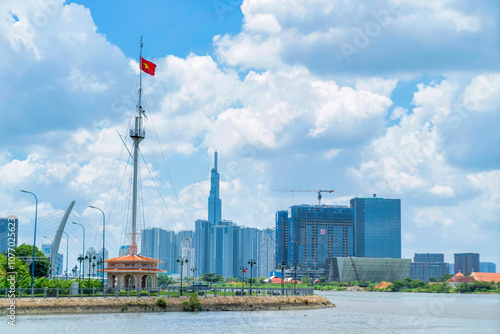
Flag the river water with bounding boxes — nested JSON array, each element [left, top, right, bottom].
[[7, 291, 500, 333]]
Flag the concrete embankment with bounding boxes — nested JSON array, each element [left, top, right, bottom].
[[0, 295, 334, 315]]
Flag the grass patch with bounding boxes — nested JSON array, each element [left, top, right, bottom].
[[182, 294, 202, 312]]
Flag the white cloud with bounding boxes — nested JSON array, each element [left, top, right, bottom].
[[321, 148, 342, 160], [216, 0, 498, 74], [414, 207, 454, 228], [244, 13, 282, 34], [461, 73, 500, 112], [429, 184, 455, 197]]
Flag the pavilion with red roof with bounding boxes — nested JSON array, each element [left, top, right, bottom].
[[100, 254, 166, 289]]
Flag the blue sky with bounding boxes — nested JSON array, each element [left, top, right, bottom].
[[0, 0, 499, 270]]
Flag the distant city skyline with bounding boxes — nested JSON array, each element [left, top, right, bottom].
[[1, 1, 498, 270]]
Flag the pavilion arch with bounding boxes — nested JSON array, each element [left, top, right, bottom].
[[109, 274, 117, 288], [122, 274, 136, 289], [141, 274, 153, 289]]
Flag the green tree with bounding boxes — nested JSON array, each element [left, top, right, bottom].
[[428, 277, 437, 282], [247, 277, 258, 284], [456, 283, 470, 293], [470, 281, 494, 292], [440, 274, 453, 282], [157, 275, 175, 286], [258, 276, 267, 284], [301, 276, 310, 284], [13, 244, 50, 278], [431, 282, 450, 293], [0, 256, 30, 288], [408, 280, 427, 289], [318, 276, 326, 284], [390, 280, 405, 292], [201, 273, 223, 285]]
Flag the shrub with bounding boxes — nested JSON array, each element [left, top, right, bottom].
[[182, 294, 202, 312], [155, 297, 167, 308]]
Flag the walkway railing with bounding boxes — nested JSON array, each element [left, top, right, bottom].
[[3, 286, 314, 299]]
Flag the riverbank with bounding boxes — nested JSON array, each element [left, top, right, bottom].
[[0, 295, 333, 315]]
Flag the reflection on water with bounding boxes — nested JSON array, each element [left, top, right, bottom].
[[8, 291, 500, 334]]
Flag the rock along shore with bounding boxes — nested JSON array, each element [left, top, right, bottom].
[[0, 295, 334, 315]]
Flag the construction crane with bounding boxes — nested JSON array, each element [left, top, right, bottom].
[[272, 189, 334, 205], [349, 255, 368, 287]]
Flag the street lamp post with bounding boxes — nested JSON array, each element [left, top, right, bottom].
[[77, 255, 84, 285], [191, 267, 197, 283], [177, 256, 188, 296], [248, 259, 256, 296], [72, 222, 86, 281], [21, 190, 38, 291], [239, 266, 247, 295], [85, 255, 92, 285], [89, 206, 106, 289], [293, 263, 299, 295], [72, 265, 78, 279], [280, 262, 286, 296]]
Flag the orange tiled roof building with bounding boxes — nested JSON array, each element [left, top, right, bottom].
[[446, 272, 475, 287], [470, 272, 500, 283], [100, 254, 167, 289], [446, 271, 500, 287]]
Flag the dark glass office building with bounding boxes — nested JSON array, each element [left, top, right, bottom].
[[350, 197, 401, 259], [454, 253, 480, 274]]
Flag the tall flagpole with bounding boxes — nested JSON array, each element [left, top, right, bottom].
[[129, 35, 145, 256], [139, 35, 143, 114]]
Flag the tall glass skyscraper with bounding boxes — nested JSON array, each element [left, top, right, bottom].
[[208, 151, 222, 225], [350, 197, 401, 258]]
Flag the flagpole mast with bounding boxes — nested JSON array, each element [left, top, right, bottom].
[[129, 35, 145, 256], [139, 35, 143, 114]]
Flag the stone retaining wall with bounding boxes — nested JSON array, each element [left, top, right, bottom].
[[0, 295, 334, 315]]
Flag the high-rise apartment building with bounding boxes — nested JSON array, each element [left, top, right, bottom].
[[455, 253, 480, 274], [210, 220, 236, 277], [141, 227, 177, 273], [275, 211, 289, 266], [0, 216, 18, 254], [277, 205, 354, 274], [195, 219, 211, 275], [480, 262, 496, 273], [260, 228, 275, 277], [208, 151, 221, 225], [410, 253, 449, 281], [351, 197, 401, 258]]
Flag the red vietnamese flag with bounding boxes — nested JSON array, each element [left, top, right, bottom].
[[141, 57, 156, 76], [243, 269, 248, 273]]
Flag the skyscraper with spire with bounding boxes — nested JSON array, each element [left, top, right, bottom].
[[208, 151, 222, 225]]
